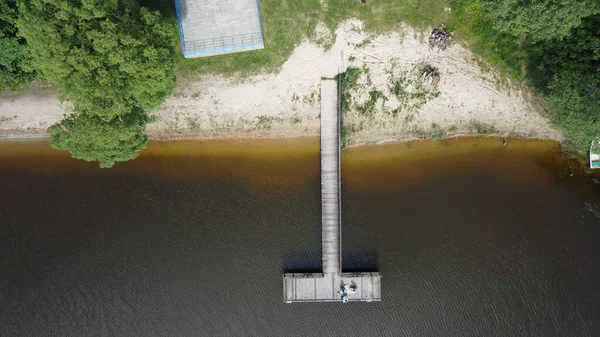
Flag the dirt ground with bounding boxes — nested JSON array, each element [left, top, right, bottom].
[[0, 19, 563, 143]]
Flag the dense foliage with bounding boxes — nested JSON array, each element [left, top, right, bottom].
[[485, 0, 600, 43], [16, 0, 178, 121], [0, 0, 34, 89], [8, 0, 178, 167], [533, 14, 600, 151], [48, 112, 148, 169], [453, 0, 600, 152]]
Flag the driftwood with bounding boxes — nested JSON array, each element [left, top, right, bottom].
[[428, 25, 452, 51], [421, 65, 440, 90]]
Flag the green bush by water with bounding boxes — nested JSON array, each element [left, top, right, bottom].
[[336, 67, 361, 147], [449, 0, 600, 153]]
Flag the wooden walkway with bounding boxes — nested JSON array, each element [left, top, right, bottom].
[[283, 79, 382, 303], [321, 79, 341, 275]]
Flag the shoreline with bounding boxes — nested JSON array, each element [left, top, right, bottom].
[[1, 20, 564, 148], [0, 129, 560, 146], [3, 133, 595, 176]]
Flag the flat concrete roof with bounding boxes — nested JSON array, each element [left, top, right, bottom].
[[175, 0, 264, 58]]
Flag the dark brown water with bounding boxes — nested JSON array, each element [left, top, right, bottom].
[[1, 138, 599, 337]]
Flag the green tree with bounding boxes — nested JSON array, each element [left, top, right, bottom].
[[531, 16, 600, 73], [538, 15, 600, 152], [545, 69, 600, 151], [16, 0, 178, 121], [0, 0, 34, 89], [48, 111, 148, 168], [483, 0, 600, 42], [459, 0, 600, 152]]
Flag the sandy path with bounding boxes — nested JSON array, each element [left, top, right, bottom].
[[0, 82, 66, 138], [0, 19, 563, 143]]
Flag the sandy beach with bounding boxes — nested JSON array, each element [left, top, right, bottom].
[[0, 20, 563, 144]]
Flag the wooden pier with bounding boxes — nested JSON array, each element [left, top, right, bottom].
[[283, 79, 382, 303]]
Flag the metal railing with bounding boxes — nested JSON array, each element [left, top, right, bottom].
[[337, 69, 342, 275], [184, 32, 263, 56]]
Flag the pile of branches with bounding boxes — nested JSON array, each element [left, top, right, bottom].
[[429, 25, 452, 51], [421, 65, 440, 89]]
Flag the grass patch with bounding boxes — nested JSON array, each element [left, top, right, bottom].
[[170, 0, 450, 77], [0, 116, 17, 126], [431, 123, 446, 139], [387, 63, 440, 115], [177, 0, 322, 76], [165, 0, 526, 84], [360, 90, 385, 117], [468, 120, 496, 134], [185, 116, 201, 131], [254, 115, 283, 129], [142, 0, 524, 81], [168, 0, 527, 80], [336, 67, 361, 147], [392, 76, 408, 99], [447, 0, 526, 78]]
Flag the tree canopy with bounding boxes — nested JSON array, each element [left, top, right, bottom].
[[9, 0, 179, 167], [16, 0, 178, 121], [483, 0, 600, 43], [537, 14, 600, 151], [0, 0, 34, 89], [454, 0, 600, 153], [48, 112, 148, 168]]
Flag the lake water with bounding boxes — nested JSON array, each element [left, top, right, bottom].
[[1, 138, 599, 336]]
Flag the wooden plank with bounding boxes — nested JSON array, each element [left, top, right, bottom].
[[320, 79, 340, 275]]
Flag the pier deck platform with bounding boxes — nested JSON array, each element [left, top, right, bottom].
[[283, 272, 382, 303], [282, 79, 382, 303]]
